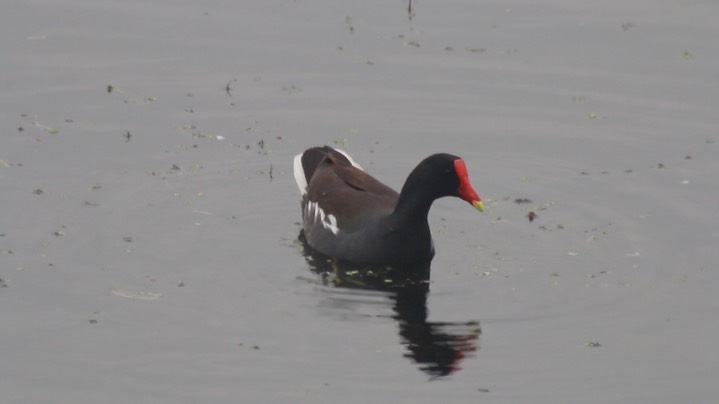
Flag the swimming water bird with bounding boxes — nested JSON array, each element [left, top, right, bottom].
[[294, 146, 484, 269]]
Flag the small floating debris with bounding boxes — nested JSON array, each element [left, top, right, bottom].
[[585, 341, 601, 348], [527, 211, 537, 222], [111, 289, 162, 301], [225, 78, 237, 97], [32, 120, 58, 134], [345, 16, 354, 34]]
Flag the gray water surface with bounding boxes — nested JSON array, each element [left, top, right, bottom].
[[2, 1, 718, 403]]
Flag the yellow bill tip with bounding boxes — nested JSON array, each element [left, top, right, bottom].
[[472, 200, 485, 212]]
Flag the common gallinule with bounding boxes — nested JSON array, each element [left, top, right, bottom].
[[294, 146, 484, 268]]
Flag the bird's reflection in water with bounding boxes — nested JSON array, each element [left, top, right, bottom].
[[299, 235, 481, 378]]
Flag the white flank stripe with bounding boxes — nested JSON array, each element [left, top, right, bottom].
[[314, 201, 322, 221], [306, 201, 340, 235], [323, 214, 340, 235]]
